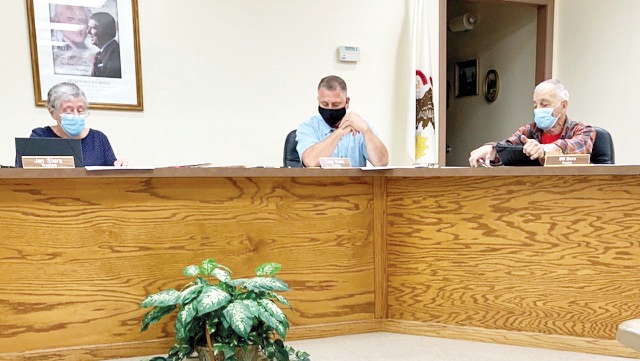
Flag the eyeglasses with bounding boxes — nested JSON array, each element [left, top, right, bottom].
[[56, 110, 91, 118]]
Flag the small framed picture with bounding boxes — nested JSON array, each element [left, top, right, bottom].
[[484, 69, 499, 103], [454, 59, 479, 97]]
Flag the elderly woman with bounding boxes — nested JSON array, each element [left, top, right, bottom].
[[20, 82, 126, 167]]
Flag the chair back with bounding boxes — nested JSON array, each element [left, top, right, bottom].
[[591, 126, 615, 164], [283, 129, 303, 168]]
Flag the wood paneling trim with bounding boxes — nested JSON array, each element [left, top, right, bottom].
[[439, 0, 448, 166], [467, 0, 551, 5], [3, 165, 640, 180], [290, 320, 384, 340], [0, 339, 172, 361], [373, 177, 388, 319], [0, 321, 385, 361], [383, 320, 640, 359], [536, 1, 554, 82]]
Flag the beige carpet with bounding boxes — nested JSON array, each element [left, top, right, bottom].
[[108, 332, 639, 361]]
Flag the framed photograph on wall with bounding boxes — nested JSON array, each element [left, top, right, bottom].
[[454, 59, 478, 97], [483, 69, 499, 103], [26, 0, 143, 111]]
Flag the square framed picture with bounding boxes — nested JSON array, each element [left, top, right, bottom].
[[454, 59, 479, 97]]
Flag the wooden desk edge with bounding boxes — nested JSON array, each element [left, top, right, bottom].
[[0, 165, 639, 179]]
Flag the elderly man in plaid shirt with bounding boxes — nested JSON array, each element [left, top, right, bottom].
[[469, 79, 595, 167]]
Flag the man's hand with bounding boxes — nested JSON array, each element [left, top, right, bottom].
[[520, 135, 545, 160], [339, 111, 388, 166], [338, 111, 370, 135], [469, 144, 495, 167]]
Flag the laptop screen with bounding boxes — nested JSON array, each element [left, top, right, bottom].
[[15, 137, 84, 168]]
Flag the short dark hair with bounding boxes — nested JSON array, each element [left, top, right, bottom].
[[318, 75, 347, 93], [91, 12, 117, 40]]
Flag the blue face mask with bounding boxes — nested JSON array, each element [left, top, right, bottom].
[[533, 102, 562, 131], [60, 114, 86, 137]]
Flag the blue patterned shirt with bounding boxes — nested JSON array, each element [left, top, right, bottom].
[[296, 115, 378, 167], [18, 126, 117, 167]]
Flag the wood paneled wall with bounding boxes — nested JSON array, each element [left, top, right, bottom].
[[0, 176, 376, 359], [386, 175, 640, 356]]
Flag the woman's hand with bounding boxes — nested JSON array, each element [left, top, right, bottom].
[[113, 159, 130, 167]]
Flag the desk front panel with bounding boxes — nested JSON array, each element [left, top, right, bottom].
[[0, 176, 375, 354], [386, 175, 640, 340]]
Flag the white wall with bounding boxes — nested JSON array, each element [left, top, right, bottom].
[[554, 0, 640, 165], [9, 1, 633, 168], [0, 0, 440, 167], [446, 0, 537, 166]]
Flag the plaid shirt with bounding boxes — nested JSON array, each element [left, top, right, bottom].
[[491, 117, 595, 165]]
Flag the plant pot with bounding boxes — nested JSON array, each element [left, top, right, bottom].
[[196, 345, 264, 361]]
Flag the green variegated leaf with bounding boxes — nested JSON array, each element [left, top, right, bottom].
[[179, 284, 203, 305], [221, 312, 230, 329], [200, 259, 217, 276], [212, 268, 231, 283], [295, 349, 311, 361], [266, 291, 291, 307], [258, 299, 287, 323], [140, 305, 176, 331], [274, 341, 289, 361], [141, 289, 181, 308], [244, 277, 288, 292], [228, 277, 249, 287], [237, 299, 260, 316], [222, 301, 254, 339], [183, 265, 200, 277], [174, 303, 195, 343], [175, 303, 198, 340], [255, 262, 281, 276], [195, 286, 231, 315], [257, 303, 286, 338]]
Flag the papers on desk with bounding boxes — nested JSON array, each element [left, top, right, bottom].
[[85, 166, 156, 171], [84, 164, 445, 171], [360, 165, 440, 170]]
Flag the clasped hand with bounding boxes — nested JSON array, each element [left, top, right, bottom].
[[336, 112, 369, 135]]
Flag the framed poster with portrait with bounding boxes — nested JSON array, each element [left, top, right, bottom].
[[483, 69, 499, 103], [26, 0, 143, 111], [454, 59, 478, 97]]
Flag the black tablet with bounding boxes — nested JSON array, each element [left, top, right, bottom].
[[15, 137, 84, 168], [494, 144, 541, 166]]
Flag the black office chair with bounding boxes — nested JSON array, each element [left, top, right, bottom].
[[283, 129, 303, 168], [591, 126, 615, 164]]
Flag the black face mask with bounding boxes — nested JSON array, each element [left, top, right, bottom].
[[318, 106, 346, 128]]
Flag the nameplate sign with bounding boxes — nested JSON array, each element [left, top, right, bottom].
[[544, 154, 590, 167], [319, 157, 352, 168], [22, 156, 75, 169]]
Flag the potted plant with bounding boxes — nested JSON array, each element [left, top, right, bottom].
[[140, 258, 310, 361]]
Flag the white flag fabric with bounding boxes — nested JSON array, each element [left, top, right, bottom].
[[406, 0, 437, 165]]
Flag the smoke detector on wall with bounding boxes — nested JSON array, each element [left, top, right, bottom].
[[448, 13, 477, 32]]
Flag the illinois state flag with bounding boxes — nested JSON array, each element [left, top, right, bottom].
[[406, 0, 437, 165]]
